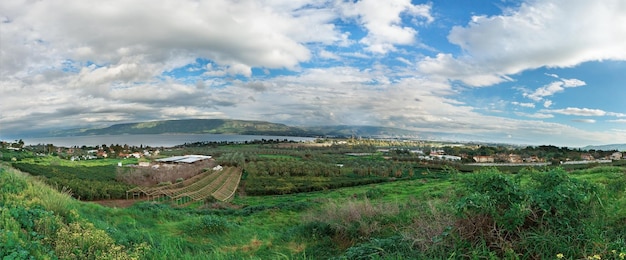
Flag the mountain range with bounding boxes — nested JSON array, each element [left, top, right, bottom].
[[43, 119, 421, 139], [582, 144, 626, 151], [12, 119, 626, 151]]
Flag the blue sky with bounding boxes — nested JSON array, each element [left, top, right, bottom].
[[1, 0, 625, 146]]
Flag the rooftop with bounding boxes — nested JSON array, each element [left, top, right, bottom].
[[156, 155, 212, 164]]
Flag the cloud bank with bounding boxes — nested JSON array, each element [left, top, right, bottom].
[[1, 0, 625, 146]]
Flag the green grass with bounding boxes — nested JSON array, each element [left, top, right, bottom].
[[19, 156, 139, 166], [3, 162, 626, 259], [257, 154, 301, 160]]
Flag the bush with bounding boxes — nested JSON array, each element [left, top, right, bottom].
[[454, 168, 603, 258], [183, 215, 231, 235], [342, 236, 410, 259], [54, 220, 148, 259], [365, 187, 384, 199], [0, 168, 28, 195], [302, 198, 400, 248]]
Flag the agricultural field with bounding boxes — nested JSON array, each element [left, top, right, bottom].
[[130, 166, 243, 205], [1, 143, 626, 259]]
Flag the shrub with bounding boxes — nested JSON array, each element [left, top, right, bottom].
[[54, 219, 148, 259], [454, 168, 603, 258], [198, 215, 230, 234], [342, 236, 410, 259], [157, 181, 172, 186], [401, 200, 455, 252], [302, 198, 400, 247], [0, 167, 28, 195], [365, 187, 384, 199], [525, 168, 598, 232], [183, 215, 231, 235]]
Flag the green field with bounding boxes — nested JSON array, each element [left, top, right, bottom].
[[2, 161, 626, 259], [2, 142, 626, 259]]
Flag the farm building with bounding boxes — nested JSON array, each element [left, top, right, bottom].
[[156, 155, 212, 164]]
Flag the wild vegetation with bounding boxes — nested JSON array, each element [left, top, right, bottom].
[[1, 142, 625, 259], [11, 162, 133, 200]]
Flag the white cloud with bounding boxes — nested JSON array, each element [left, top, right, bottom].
[[0, 0, 350, 78], [544, 108, 626, 119], [523, 77, 586, 102], [607, 112, 626, 117], [562, 78, 586, 87], [608, 119, 626, 123], [524, 82, 565, 102], [511, 101, 535, 108], [417, 53, 507, 86], [1, 0, 625, 148], [545, 107, 607, 116], [396, 57, 413, 66], [340, 0, 433, 54], [572, 119, 596, 123], [514, 112, 554, 119], [319, 50, 341, 60], [422, 0, 626, 86], [543, 100, 553, 108]]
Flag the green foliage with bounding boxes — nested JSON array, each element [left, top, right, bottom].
[[11, 163, 133, 200], [188, 215, 231, 235], [0, 168, 27, 195], [216, 152, 246, 167], [456, 168, 527, 232], [4, 155, 626, 260], [0, 165, 148, 259], [0, 205, 58, 259], [244, 175, 386, 195], [302, 198, 401, 247], [0, 148, 34, 162], [454, 167, 610, 258], [526, 168, 598, 232], [341, 236, 410, 260], [54, 220, 148, 259], [364, 187, 384, 199]]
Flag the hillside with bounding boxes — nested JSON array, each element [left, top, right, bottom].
[[583, 143, 626, 151], [43, 119, 421, 138], [3, 161, 626, 259], [304, 125, 419, 137], [51, 119, 310, 136]]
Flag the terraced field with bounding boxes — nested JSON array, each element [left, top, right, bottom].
[[210, 168, 243, 201], [127, 167, 242, 205]]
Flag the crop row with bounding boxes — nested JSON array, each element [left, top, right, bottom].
[[153, 170, 222, 199], [211, 168, 243, 201], [173, 168, 234, 204]]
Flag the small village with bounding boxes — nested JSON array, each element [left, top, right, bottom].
[[2, 139, 623, 167]]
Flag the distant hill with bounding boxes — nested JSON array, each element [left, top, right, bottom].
[[304, 125, 419, 137], [582, 144, 626, 151], [44, 119, 421, 138], [49, 119, 310, 136]]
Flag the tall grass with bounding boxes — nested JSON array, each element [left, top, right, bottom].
[[303, 197, 400, 246], [0, 164, 148, 259]]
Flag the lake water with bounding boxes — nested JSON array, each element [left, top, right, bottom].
[[24, 134, 317, 147]]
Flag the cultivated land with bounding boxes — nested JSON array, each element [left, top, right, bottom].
[[1, 140, 626, 259]]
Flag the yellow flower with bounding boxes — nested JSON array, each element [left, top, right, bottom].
[[556, 253, 564, 259], [593, 254, 601, 260], [619, 252, 625, 259]]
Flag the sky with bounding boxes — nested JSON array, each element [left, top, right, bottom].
[[1, 0, 625, 147]]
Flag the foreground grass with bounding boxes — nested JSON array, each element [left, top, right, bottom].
[[2, 163, 626, 259]]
